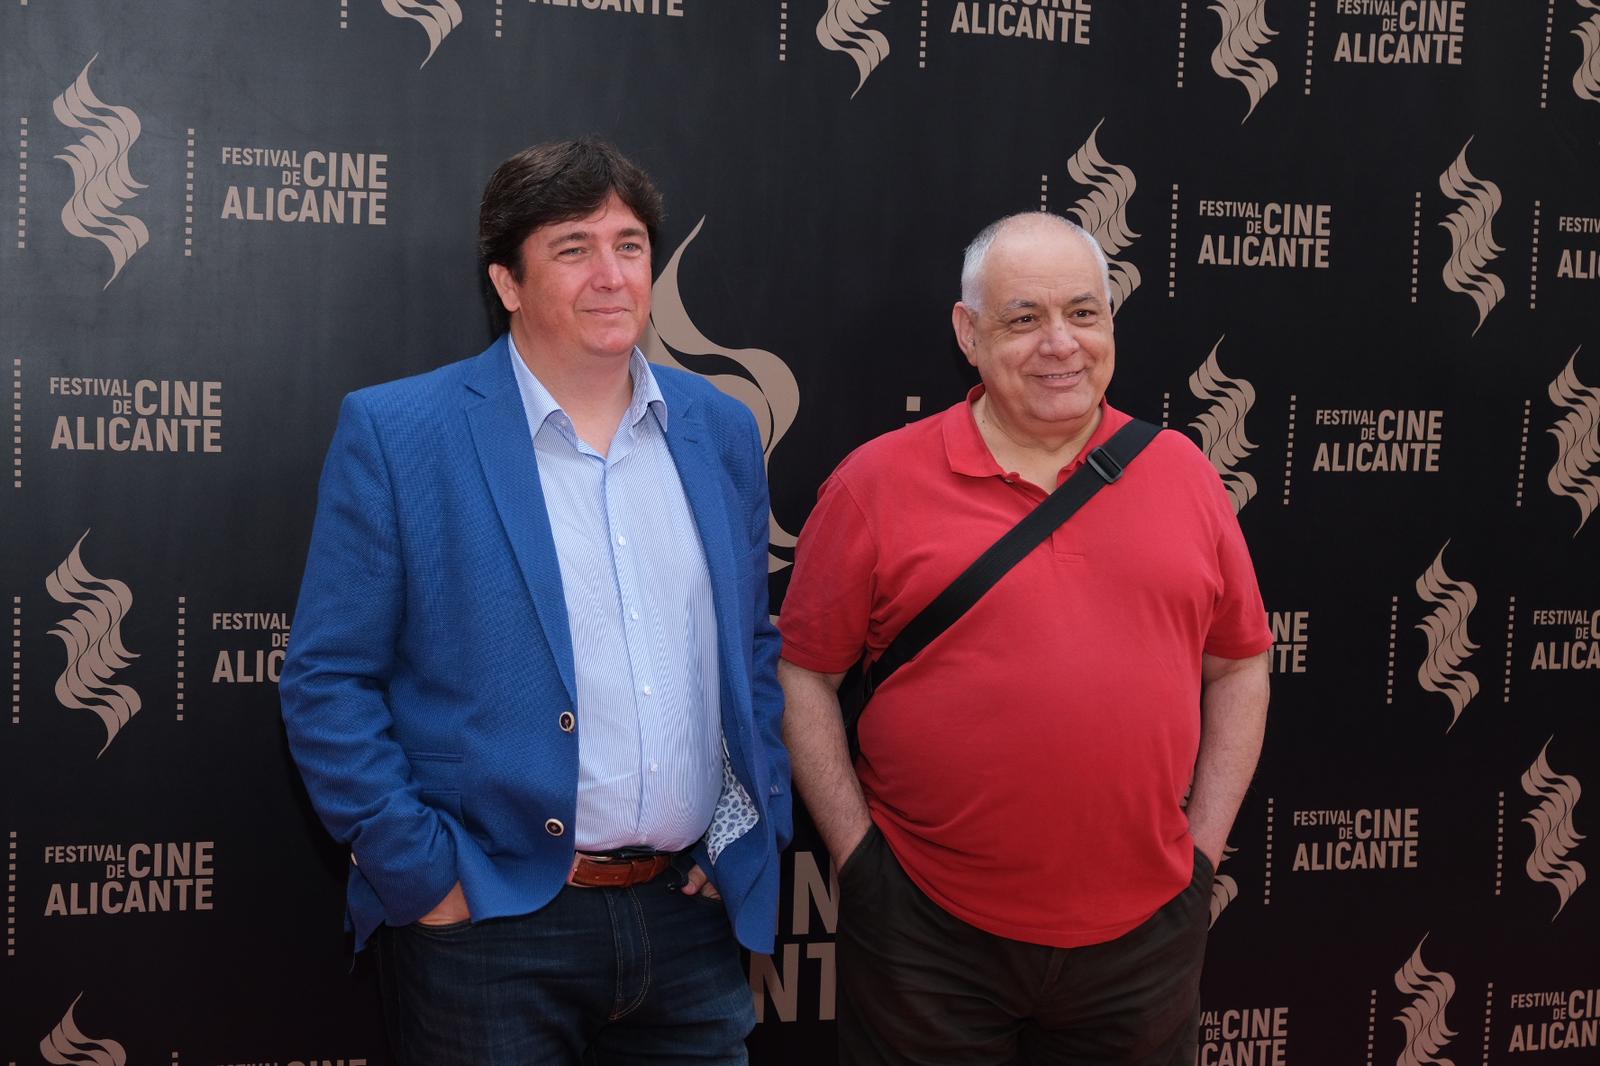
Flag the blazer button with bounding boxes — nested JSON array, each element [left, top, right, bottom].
[[558, 711, 576, 733], [545, 818, 565, 837]]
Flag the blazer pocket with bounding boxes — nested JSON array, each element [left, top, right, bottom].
[[420, 789, 464, 822]]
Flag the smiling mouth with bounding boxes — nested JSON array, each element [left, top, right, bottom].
[[1035, 369, 1085, 382]]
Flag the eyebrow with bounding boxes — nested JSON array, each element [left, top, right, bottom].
[[547, 225, 648, 248], [996, 292, 1102, 313]]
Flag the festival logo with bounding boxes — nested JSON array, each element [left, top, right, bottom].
[[41, 839, 216, 917], [208, 609, 292, 684], [1330, 0, 1468, 65], [52, 55, 148, 289], [1414, 541, 1479, 731], [1209, 0, 1279, 123], [1199, 1006, 1290, 1064], [644, 218, 800, 569], [1574, 0, 1600, 102], [380, 0, 463, 67], [1065, 119, 1141, 310], [1210, 844, 1239, 928], [39, 994, 126, 1066], [1438, 139, 1504, 336], [1289, 806, 1421, 873], [1547, 348, 1600, 536], [816, 0, 891, 98], [46, 531, 140, 757], [1521, 736, 1586, 920], [948, 0, 1093, 46], [1188, 338, 1258, 512], [1308, 406, 1443, 474], [1394, 936, 1457, 1066]]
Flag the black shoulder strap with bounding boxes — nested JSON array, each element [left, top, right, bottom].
[[864, 418, 1161, 692]]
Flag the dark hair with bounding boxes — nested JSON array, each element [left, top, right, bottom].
[[478, 138, 664, 333]]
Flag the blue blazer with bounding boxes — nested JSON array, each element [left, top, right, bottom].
[[280, 337, 791, 952]]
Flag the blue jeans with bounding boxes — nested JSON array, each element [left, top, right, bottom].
[[374, 871, 754, 1066]]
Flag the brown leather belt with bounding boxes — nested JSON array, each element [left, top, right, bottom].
[[568, 852, 673, 888]]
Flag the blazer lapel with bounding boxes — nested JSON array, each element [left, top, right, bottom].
[[659, 381, 753, 765], [463, 344, 577, 705]]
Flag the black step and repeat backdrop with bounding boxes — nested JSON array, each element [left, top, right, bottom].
[[3, 2, 1598, 1063]]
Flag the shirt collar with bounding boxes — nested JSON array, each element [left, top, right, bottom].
[[942, 384, 1128, 480], [507, 334, 668, 439]]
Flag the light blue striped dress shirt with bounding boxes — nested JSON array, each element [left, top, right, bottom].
[[509, 339, 722, 852]]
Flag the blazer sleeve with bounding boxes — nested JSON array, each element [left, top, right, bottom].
[[279, 392, 460, 926]]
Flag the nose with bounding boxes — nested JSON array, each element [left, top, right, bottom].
[[592, 248, 626, 290], [1037, 316, 1082, 357]]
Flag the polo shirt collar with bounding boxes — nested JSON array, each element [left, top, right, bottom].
[[942, 384, 1129, 480]]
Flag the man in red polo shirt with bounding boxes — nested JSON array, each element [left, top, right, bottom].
[[778, 212, 1271, 1065]]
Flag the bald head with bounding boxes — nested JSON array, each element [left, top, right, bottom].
[[960, 213, 1112, 311]]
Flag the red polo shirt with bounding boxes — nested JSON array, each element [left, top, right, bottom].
[[779, 392, 1271, 947]]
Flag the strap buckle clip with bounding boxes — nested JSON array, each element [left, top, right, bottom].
[[1085, 446, 1124, 484]]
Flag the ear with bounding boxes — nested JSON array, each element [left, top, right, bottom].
[[951, 302, 979, 366], [487, 263, 520, 315]]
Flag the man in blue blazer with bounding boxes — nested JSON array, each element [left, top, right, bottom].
[[280, 139, 790, 1066]]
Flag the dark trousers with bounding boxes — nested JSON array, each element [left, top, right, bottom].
[[837, 825, 1214, 1066], [374, 869, 754, 1066]]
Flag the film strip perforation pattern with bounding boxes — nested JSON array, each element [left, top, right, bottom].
[[16, 116, 26, 249], [11, 357, 20, 489], [10, 595, 19, 726], [1365, 989, 1377, 1065], [1262, 796, 1274, 905], [6, 830, 15, 956], [340, 0, 348, 31], [497, 0, 504, 38], [1515, 398, 1531, 506], [1482, 982, 1495, 1063], [1039, 173, 1048, 212], [778, 1, 788, 61], [1282, 396, 1296, 505], [1494, 791, 1504, 896], [919, 0, 928, 69], [1168, 184, 1180, 298], [1409, 191, 1422, 303], [185, 129, 195, 257], [1385, 596, 1399, 703], [1541, 0, 1555, 109], [1503, 595, 1516, 702], [176, 596, 187, 721], [1176, 0, 1188, 88], [1161, 391, 1171, 429], [1304, 1, 1317, 95], [1529, 201, 1541, 310]]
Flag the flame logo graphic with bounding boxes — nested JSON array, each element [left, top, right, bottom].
[[1437, 139, 1504, 336], [643, 217, 800, 570], [816, 0, 891, 99], [1547, 347, 1600, 536], [1522, 736, 1587, 920], [1066, 119, 1141, 311], [46, 530, 141, 756], [40, 994, 127, 1066], [1393, 936, 1457, 1066], [52, 55, 148, 289], [380, 0, 463, 67], [1209, 844, 1239, 928], [1574, 2, 1600, 102], [1413, 542, 1478, 732], [1209, 0, 1278, 123], [1188, 337, 1258, 513]]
